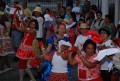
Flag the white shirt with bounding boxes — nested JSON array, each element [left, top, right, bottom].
[[74, 35, 88, 50], [51, 52, 68, 73], [113, 53, 120, 70], [72, 6, 81, 21], [100, 39, 112, 70], [44, 14, 53, 21], [32, 16, 44, 38], [90, 19, 104, 32]]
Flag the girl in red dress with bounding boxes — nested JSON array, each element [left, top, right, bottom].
[[14, 18, 38, 81]]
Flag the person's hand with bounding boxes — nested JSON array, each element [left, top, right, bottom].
[[98, 45, 107, 50], [39, 41, 45, 50], [53, 37, 58, 51], [78, 50, 82, 57], [107, 55, 114, 60]]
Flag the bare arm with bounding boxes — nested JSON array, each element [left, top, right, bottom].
[[68, 52, 78, 65], [80, 56, 97, 69], [45, 44, 52, 54], [41, 48, 48, 60], [14, 19, 23, 31]]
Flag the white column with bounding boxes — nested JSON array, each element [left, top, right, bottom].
[[101, 0, 109, 18], [114, 0, 120, 25]]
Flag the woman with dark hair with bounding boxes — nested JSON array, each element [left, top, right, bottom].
[[0, 15, 14, 73], [14, 19, 38, 81], [40, 40, 72, 81], [59, 6, 66, 19], [102, 14, 116, 38], [40, 23, 70, 81], [90, 11, 104, 32], [68, 39, 103, 81], [32, 5, 44, 41], [98, 27, 112, 81]]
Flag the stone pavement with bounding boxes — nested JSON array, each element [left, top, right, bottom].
[[0, 55, 78, 81]]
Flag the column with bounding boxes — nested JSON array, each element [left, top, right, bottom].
[[114, 0, 120, 25], [101, 0, 109, 18]]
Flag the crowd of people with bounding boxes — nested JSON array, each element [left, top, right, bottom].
[[0, 0, 120, 81]]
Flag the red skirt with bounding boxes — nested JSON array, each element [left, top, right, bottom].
[[77, 76, 103, 81], [48, 72, 69, 81]]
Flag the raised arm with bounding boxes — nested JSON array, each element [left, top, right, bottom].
[[45, 43, 52, 54], [14, 18, 23, 31], [39, 41, 52, 61], [68, 52, 77, 65]]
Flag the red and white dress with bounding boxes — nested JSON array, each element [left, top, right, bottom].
[[16, 31, 36, 59], [74, 53, 103, 81]]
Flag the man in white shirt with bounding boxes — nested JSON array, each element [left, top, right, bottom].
[[72, 0, 81, 22], [74, 23, 89, 50]]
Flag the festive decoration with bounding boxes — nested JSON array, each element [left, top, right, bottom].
[[86, 30, 103, 44], [68, 47, 78, 53], [94, 48, 120, 61]]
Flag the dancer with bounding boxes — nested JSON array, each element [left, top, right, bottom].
[[14, 18, 38, 81], [68, 39, 103, 81], [40, 40, 72, 81]]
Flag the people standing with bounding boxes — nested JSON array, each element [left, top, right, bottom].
[[40, 23, 70, 81], [0, 15, 14, 73], [68, 39, 103, 81], [90, 11, 104, 32], [98, 27, 112, 81], [72, 0, 82, 22], [74, 23, 89, 50], [11, 1, 24, 62], [32, 5, 44, 41], [40, 40, 72, 81], [14, 19, 38, 81], [102, 14, 116, 38]]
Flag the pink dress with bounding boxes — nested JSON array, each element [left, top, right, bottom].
[[16, 31, 36, 59], [74, 52, 103, 81]]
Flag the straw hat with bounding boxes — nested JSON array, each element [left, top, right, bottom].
[[79, 23, 88, 28], [16, 4, 23, 10], [33, 6, 42, 13], [63, 18, 73, 25]]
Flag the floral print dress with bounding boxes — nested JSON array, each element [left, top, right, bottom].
[[0, 22, 14, 56]]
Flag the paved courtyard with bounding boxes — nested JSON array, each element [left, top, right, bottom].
[[0, 55, 78, 81]]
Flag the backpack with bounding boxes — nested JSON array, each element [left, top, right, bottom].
[[93, 19, 104, 26]]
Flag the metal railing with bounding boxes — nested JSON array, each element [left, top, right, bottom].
[[4, 0, 115, 11]]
